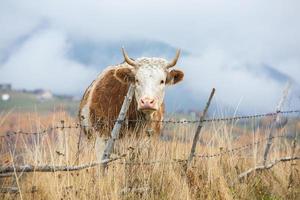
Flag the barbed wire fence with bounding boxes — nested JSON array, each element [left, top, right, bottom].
[[1, 109, 299, 139], [0, 86, 300, 193]]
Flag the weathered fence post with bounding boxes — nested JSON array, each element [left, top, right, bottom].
[[263, 82, 291, 165], [57, 120, 66, 164], [188, 88, 216, 163], [288, 130, 298, 189], [75, 124, 82, 164], [101, 84, 135, 169]]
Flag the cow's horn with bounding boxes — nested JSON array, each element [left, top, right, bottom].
[[165, 49, 180, 69], [122, 47, 138, 67]]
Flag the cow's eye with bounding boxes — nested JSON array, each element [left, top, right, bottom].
[[160, 80, 165, 84], [135, 79, 139, 84]]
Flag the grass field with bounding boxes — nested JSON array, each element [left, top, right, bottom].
[[0, 111, 299, 200], [0, 91, 79, 116]]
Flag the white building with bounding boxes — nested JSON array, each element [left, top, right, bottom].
[[1, 93, 10, 101], [37, 90, 53, 101]]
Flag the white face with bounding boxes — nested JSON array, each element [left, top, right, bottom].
[[134, 65, 167, 113], [114, 57, 184, 116]]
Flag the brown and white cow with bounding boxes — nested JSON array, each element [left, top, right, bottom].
[[78, 48, 184, 153]]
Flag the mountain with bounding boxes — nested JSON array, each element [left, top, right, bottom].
[[68, 39, 189, 69]]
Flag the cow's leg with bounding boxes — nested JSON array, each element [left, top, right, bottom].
[[94, 135, 106, 163]]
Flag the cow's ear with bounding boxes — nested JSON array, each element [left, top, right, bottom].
[[166, 69, 184, 85], [114, 67, 135, 84]]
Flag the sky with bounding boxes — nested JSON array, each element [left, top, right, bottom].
[[0, 0, 299, 113]]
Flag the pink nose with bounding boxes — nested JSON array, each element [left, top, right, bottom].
[[140, 97, 156, 110]]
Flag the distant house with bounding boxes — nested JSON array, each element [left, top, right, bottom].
[[0, 83, 12, 91], [1, 93, 10, 101], [34, 89, 53, 101]]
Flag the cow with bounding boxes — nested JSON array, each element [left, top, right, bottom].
[[78, 48, 184, 158]]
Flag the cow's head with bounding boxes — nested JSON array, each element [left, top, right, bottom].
[[114, 48, 184, 116]]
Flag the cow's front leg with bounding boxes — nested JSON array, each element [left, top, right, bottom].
[[94, 135, 107, 163]]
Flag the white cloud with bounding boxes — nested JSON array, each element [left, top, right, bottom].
[[0, 29, 97, 94], [182, 49, 283, 112], [0, 1, 40, 58]]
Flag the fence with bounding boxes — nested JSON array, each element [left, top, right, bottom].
[[1, 109, 299, 139], [0, 87, 300, 193]]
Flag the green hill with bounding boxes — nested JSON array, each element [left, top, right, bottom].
[[0, 91, 79, 116]]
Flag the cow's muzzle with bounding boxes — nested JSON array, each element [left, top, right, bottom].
[[138, 97, 157, 113]]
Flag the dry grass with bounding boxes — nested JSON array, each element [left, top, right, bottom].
[[0, 111, 299, 200]]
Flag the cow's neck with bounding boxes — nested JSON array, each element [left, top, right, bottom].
[[144, 113, 154, 121], [136, 111, 153, 121]]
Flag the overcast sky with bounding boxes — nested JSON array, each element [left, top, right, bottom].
[[0, 0, 299, 113]]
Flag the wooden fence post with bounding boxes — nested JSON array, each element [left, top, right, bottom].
[[57, 120, 66, 164], [75, 124, 82, 165], [263, 82, 291, 165], [288, 130, 298, 189], [188, 88, 215, 163], [101, 84, 135, 169]]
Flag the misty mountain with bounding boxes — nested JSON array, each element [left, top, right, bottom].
[[245, 64, 294, 84], [68, 39, 189, 69]]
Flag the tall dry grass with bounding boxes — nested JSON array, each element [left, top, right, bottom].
[[0, 111, 299, 200]]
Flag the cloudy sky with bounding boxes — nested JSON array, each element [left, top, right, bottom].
[[0, 0, 299, 113]]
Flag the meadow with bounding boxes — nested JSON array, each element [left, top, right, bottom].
[[0, 111, 299, 200]]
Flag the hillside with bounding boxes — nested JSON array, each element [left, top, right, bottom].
[[0, 91, 79, 116]]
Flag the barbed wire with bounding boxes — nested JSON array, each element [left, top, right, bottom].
[[106, 133, 292, 165], [0, 125, 80, 138], [0, 129, 296, 171], [0, 109, 299, 139], [203, 110, 300, 123], [195, 134, 288, 159], [0, 105, 299, 178], [105, 109, 300, 124], [116, 134, 290, 165]]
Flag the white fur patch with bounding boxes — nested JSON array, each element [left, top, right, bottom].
[[134, 64, 167, 110], [81, 105, 90, 127], [94, 136, 106, 162]]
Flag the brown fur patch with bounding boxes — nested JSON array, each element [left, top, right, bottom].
[[114, 67, 135, 84], [167, 69, 184, 85]]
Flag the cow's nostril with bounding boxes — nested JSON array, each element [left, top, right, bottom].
[[150, 99, 154, 104], [141, 99, 145, 104]]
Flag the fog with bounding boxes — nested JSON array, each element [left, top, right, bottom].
[[1, 0, 299, 112]]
